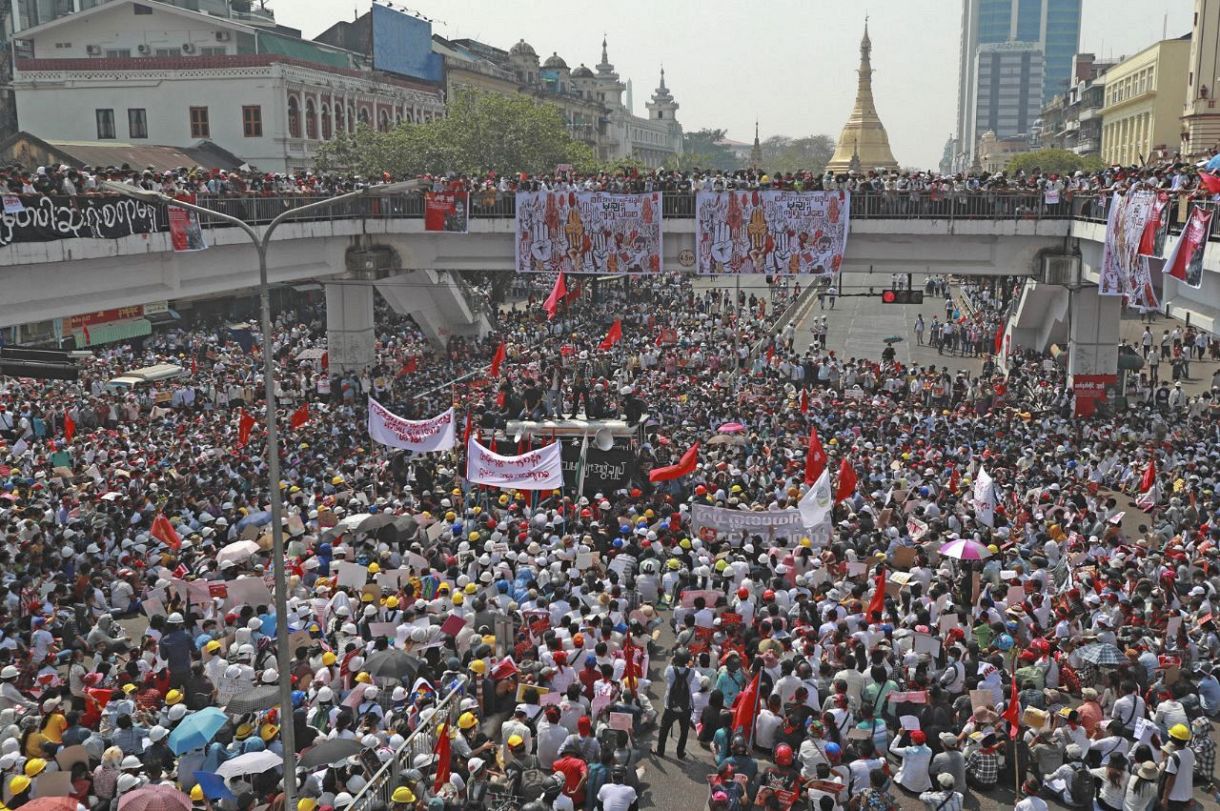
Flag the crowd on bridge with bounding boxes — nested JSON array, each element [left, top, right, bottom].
[[0, 260, 1215, 811]]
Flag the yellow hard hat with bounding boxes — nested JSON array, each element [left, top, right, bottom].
[[715, 560, 728, 572], [205, 640, 222, 653], [122, 683, 138, 694], [235, 723, 253, 740], [322, 651, 338, 666], [445, 511, 456, 523], [667, 558, 680, 570], [385, 596, 399, 609], [507, 734, 524, 748], [392, 786, 417, 803], [644, 509, 655, 518], [471, 506, 482, 515], [368, 562, 381, 574], [987, 544, 1000, 554], [191, 785, 206, 801], [679, 539, 692, 550], [355, 672, 372, 684], [438, 582, 450, 592], [260, 723, 279, 742], [331, 476, 344, 486], [469, 532, 480, 542], [361, 593, 375, 602], [1168, 723, 1191, 741], [799, 537, 812, 548], [458, 711, 478, 730], [8, 776, 29, 795], [23, 758, 45, 778], [464, 583, 477, 595], [452, 593, 465, 606], [166, 689, 184, 705], [298, 799, 318, 811], [469, 659, 486, 675], [499, 495, 509, 505], [730, 485, 742, 494]]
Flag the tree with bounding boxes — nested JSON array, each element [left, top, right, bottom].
[[759, 134, 835, 174], [314, 89, 596, 176], [1005, 148, 1105, 176], [676, 128, 738, 171]]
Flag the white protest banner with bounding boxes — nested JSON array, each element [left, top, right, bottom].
[[696, 190, 850, 275], [692, 503, 806, 536], [1099, 190, 1156, 296], [515, 191, 663, 274], [906, 516, 929, 541], [974, 467, 996, 528], [466, 436, 563, 490], [367, 399, 455, 453]]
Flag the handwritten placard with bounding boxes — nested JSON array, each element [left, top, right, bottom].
[[608, 712, 634, 732]]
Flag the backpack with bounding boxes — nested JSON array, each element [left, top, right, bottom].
[[1067, 762, 1097, 809], [668, 666, 692, 711]]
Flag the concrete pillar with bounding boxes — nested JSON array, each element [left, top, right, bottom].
[[325, 283, 375, 374], [1067, 287, 1122, 416]]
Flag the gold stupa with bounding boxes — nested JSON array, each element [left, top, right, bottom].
[[826, 20, 899, 173]]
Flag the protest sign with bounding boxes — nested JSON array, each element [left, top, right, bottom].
[[367, 400, 455, 452]]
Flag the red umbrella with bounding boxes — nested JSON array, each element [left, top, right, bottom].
[[22, 800, 78, 811], [118, 784, 193, 811]]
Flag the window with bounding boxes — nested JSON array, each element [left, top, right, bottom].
[[133, 3, 153, 13], [127, 107, 147, 139], [242, 105, 262, 137], [154, 48, 176, 57], [95, 108, 115, 139], [305, 99, 317, 139], [189, 106, 209, 138], [105, 49, 130, 58], [201, 47, 225, 56], [320, 105, 331, 140], [287, 96, 301, 138]]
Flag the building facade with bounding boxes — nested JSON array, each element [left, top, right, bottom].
[[1037, 53, 1113, 156], [954, 0, 1082, 169], [972, 42, 1045, 145], [1100, 37, 1190, 166], [9, 0, 445, 172], [826, 22, 899, 173], [1181, 0, 1220, 158]]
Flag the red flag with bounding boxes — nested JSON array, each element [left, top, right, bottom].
[[320, 351, 329, 372], [542, 272, 567, 320], [462, 410, 473, 446], [150, 514, 181, 550], [63, 412, 75, 442], [490, 656, 519, 681], [237, 409, 255, 448], [495, 389, 506, 408], [190, 356, 198, 376], [1139, 456, 1156, 493], [648, 442, 699, 483], [565, 281, 581, 304], [993, 323, 1005, 355], [1003, 660, 1020, 739], [623, 634, 640, 691], [834, 458, 857, 503], [765, 343, 774, 363], [948, 465, 960, 494], [82, 324, 90, 345], [867, 570, 886, 620], [432, 721, 452, 792], [490, 341, 507, 377], [804, 426, 827, 485], [731, 670, 761, 740], [396, 357, 419, 378], [1201, 172, 1220, 196], [290, 403, 309, 429], [799, 388, 809, 415], [598, 319, 623, 351]]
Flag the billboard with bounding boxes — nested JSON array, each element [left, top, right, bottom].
[[371, 3, 443, 83]]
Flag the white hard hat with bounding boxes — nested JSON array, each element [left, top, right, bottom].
[[167, 612, 184, 624]]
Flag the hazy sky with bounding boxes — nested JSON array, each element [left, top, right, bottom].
[[281, 0, 1194, 168]]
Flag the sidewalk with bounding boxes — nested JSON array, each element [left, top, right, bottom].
[[1117, 310, 1218, 397]]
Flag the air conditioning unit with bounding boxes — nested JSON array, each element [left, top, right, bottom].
[[137, 43, 151, 55], [1041, 254, 1081, 287], [86, 44, 102, 55], [215, 31, 231, 42], [181, 42, 196, 54]]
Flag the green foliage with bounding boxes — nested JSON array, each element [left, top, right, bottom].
[[1004, 149, 1106, 176], [314, 89, 596, 177], [759, 135, 836, 175], [675, 128, 738, 171]]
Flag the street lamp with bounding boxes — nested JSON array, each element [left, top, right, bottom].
[[102, 177, 425, 807]]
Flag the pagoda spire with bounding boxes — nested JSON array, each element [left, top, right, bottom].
[[750, 120, 762, 169], [826, 17, 898, 173]]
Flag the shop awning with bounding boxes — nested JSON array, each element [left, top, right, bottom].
[[73, 318, 151, 347]]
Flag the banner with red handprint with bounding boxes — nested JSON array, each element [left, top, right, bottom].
[[515, 191, 663, 274], [695, 190, 850, 275]]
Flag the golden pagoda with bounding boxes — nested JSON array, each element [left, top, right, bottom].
[[826, 20, 899, 173]]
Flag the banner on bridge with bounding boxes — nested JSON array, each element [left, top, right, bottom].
[[424, 190, 469, 233], [1099, 190, 1157, 297], [695, 190, 850, 275], [514, 191, 663, 274], [0, 195, 160, 249]]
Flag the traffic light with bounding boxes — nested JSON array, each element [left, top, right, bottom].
[[880, 290, 924, 304]]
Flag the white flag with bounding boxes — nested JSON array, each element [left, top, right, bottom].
[[799, 468, 834, 529], [974, 467, 996, 528]]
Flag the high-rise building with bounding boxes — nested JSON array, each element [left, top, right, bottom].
[[1181, 0, 1220, 158], [955, 0, 1082, 169]]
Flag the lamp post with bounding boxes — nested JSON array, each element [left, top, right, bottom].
[[103, 178, 424, 807]]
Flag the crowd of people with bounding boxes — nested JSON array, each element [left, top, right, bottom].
[[0, 223, 1216, 811]]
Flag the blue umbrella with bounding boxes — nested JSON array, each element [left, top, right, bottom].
[[169, 707, 228, 755], [234, 511, 272, 533]]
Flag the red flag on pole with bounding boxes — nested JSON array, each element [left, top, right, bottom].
[[731, 670, 761, 740], [1201, 172, 1220, 196], [834, 458, 858, 503], [150, 514, 181, 550], [542, 272, 567, 320], [993, 322, 1005, 355], [290, 403, 310, 430], [490, 341, 507, 377], [1003, 660, 1020, 739], [648, 442, 700, 483], [462, 410, 473, 446], [598, 319, 623, 351], [804, 426, 827, 485], [799, 388, 809, 415], [867, 570, 886, 620], [237, 409, 255, 448], [63, 412, 75, 442], [1139, 457, 1156, 493], [432, 722, 452, 792]]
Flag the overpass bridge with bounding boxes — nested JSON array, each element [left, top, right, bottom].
[[2, 190, 1217, 382]]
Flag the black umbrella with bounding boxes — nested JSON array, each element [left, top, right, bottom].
[[297, 738, 366, 769], [354, 513, 397, 532], [378, 515, 420, 544], [363, 649, 421, 682], [223, 685, 280, 715]]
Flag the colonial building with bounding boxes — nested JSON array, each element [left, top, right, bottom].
[[1181, 0, 1220, 158], [827, 22, 899, 173], [1100, 36, 1190, 166], [10, 0, 446, 172]]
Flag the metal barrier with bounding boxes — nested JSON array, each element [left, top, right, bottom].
[[346, 675, 467, 811]]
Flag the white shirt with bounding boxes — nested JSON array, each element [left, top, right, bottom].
[[1014, 797, 1048, 811], [1163, 746, 1194, 802], [596, 783, 638, 811]]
